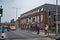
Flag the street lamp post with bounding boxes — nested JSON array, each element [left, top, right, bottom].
[[12, 7, 21, 20], [16, 8, 18, 20], [12, 7, 21, 28], [56, 0, 58, 36]]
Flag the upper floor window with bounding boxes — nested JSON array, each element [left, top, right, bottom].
[[58, 15, 60, 21], [32, 17, 35, 22], [29, 17, 31, 20], [26, 19, 28, 23], [54, 15, 60, 21], [49, 11, 51, 16]]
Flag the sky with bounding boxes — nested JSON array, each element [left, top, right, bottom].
[[0, 0, 60, 23]]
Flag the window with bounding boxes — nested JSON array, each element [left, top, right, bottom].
[[32, 17, 35, 22], [54, 15, 56, 21], [26, 19, 28, 23], [29, 18, 31, 20], [0, 9, 3, 14], [28, 17, 31, 22], [49, 11, 51, 16], [58, 15, 60, 21], [54, 15, 60, 21]]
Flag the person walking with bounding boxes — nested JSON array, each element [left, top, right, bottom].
[[44, 24, 48, 35], [7, 26, 10, 32], [1, 25, 5, 38], [30, 25, 32, 31], [36, 24, 40, 35]]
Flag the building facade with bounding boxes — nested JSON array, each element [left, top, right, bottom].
[[18, 4, 60, 33]]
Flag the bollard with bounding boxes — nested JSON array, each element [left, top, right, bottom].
[[0, 38, 5, 40], [0, 36, 5, 40]]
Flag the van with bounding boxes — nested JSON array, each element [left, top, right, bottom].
[[10, 26, 16, 31]]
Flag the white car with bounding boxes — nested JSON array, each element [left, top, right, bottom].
[[10, 26, 16, 31]]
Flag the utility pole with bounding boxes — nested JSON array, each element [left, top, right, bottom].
[[56, 0, 58, 36], [16, 8, 18, 20], [12, 7, 21, 20], [12, 7, 21, 28], [12, 7, 18, 20]]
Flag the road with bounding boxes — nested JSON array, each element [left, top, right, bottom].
[[0, 29, 55, 40], [4, 29, 40, 40]]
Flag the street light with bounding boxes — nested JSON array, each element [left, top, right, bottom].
[[12, 7, 21, 20], [12, 7, 21, 28], [56, 0, 58, 36]]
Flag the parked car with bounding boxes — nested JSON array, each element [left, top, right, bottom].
[[56, 35, 60, 40], [10, 26, 16, 31]]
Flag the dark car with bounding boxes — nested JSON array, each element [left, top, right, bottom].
[[56, 36, 60, 40]]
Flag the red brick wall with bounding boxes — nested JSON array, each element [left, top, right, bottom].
[[19, 11, 55, 28]]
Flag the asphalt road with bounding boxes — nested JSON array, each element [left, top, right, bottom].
[[4, 29, 40, 40], [0, 29, 55, 40]]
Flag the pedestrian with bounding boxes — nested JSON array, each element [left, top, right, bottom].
[[36, 24, 40, 35], [44, 24, 48, 34], [7, 26, 10, 32], [1, 25, 5, 38], [30, 25, 32, 31]]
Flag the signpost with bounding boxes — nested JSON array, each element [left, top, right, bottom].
[[12, 7, 21, 29]]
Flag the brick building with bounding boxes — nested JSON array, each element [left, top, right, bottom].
[[18, 4, 60, 32]]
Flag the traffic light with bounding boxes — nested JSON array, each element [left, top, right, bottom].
[[0, 8, 3, 17], [0, 8, 3, 14]]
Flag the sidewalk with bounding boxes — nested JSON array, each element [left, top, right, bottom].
[[2, 29, 55, 40], [21, 30, 56, 39], [31, 31, 55, 39]]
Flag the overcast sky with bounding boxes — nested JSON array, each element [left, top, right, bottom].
[[0, 0, 60, 23]]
